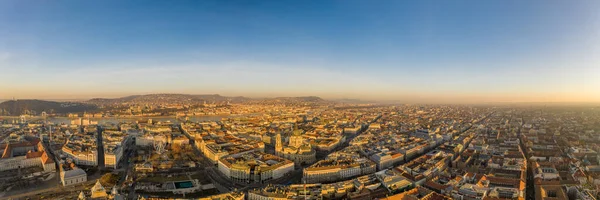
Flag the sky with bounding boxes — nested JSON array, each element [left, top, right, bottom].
[[0, 0, 599, 103]]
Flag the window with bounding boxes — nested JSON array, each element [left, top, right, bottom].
[[547, 190, 557, 198]]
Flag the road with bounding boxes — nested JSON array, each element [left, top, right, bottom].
[[2, 176, 101, 199], [114, 136, 137, 199], [97, 126, 105, 169], [41, 130, 62, 185]]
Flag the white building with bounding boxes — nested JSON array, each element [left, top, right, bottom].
[[103, 131, 129, 169], [218, 151, 294, 183], [0, 138, 55, 172], [303, 157, 377, 183], [104, 145, 123, 169], [62, 145, 97, 166], [60, 163, 87, 186]]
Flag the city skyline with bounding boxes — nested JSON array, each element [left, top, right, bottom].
[[1, 0, 599, 103]]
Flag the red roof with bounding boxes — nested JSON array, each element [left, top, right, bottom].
[[25, 151, 43, 159], [424, 180, 450, 191], [41, 151, 55, 164], [465, 172, 475, 179], [573, 169, 586, 178], [2, 145, 11, 158], [421, 192, 452, 200]]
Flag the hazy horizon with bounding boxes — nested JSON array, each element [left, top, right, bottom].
[[1, 1, 599, 103], [2, 93, 600, 105]]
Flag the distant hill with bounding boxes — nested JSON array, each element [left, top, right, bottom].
[[331, 98, 374, 104], [244, 96, 329, 105], [86, 94, 251, 105], [86, 94, 329, 105], [0, 100, 98, 116], [0, 95, 333, 115], [273, 96, 325, 102]]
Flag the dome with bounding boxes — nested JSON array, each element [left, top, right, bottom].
[[293, 129, 303, 136]]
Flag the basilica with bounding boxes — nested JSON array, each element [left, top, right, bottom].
[[275, 129, 316, 166]]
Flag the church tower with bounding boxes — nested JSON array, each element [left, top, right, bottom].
[[290, 129, 303, 148], [275, 133, 283, 155]]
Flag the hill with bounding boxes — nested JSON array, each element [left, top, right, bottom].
[[0, 100, 98, 116], [86, 94, 328, 106], [86, 94, 251, 105], [273, 96, 325, 102], [331, 98, 374, 104]]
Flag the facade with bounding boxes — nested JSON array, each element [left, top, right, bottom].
[[247, 185, 292, 200], [369, 151, 404, 170], [104, 145, 123, 169], [197, 192, 245, 200], [70, 118, 98, 126], [0, 138, 55, 172], [198, 138, 265, 164], [218, 151, 294, 183], [62, 144, 97, 166], [60, 163, 87, 186], [103, 130, 128, 169], [303, 146, 377, 183], [399, 150, 450, 180], [303, 157, 377, 183], [61, 134, 98, 166]]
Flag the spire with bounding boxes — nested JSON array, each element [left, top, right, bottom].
[[78, 191, 86, 200], [111, 186, 118, 195], [91, 180, 108, 199]]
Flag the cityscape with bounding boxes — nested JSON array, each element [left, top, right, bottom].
[[1, 1, 600, 200], [0, 97, 599, 200]]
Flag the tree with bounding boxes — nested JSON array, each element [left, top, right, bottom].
[[100, 173, 121, 187]]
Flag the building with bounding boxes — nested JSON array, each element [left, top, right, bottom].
[[104, 144, 123, 169], [247, 185, 291, 200], [535, 185, 568, 200], [0, 137, 55, 172], [103, 130, 128, 169], [70, 118, 98, 126], [399, 150, 450, 180], [60, 162, 87, 186], [303, 148, 376, 183], [275, 131, 316, 166], [218, 151, 294, 183], [61, 134, 98, 166], [197, 192, 245, 200], [197, 135, 265, 164]]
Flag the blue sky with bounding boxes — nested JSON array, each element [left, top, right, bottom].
[[1, 0, 599, 103]]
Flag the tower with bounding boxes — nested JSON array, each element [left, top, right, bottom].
[[275, 133, 283, 154], [49, 125, 53, 141], [91, 180, 107, 199], [20, 115, 26, 124], [290, 129, 303, 148]]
